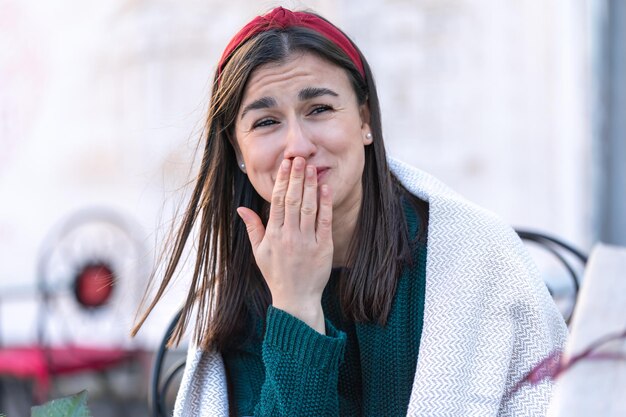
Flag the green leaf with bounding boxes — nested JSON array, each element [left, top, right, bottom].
[[31, 390, 92, 417]]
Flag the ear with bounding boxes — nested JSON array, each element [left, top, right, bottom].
[[359, 102, 372, 145], [231, 140, 247, 174], [236, 155, 247, 174]]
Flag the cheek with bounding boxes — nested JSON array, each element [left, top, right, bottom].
[[244, 153, 279, 202], [249, 176, 274, 202], [236, 133, 285, 202]]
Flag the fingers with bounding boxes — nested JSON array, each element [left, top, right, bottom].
[[267, 157, 329, 238], [237, 207, 265, 251], [283, 157, 306, 228], [316, 184, 333, 242], [300, 165, 318, 234], [268, 159, 291, 227]]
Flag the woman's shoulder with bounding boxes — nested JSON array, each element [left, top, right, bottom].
[[389, 158, 520, 245], [389, 157, 535, 286]]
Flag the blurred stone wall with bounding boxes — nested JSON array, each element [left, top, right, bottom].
[[0, 0, 592, 345]]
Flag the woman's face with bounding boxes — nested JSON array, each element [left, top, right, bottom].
[[234, 52, 372, 218]]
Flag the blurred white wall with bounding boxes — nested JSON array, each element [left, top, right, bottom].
[[0, 0, 594, 345]]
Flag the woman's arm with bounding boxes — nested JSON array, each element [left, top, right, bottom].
[[236, 157, 341, 415], [237, 157, 334, 334], [252, 307, 345, 416]]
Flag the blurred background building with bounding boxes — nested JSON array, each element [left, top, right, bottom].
[[0, 0, 624, 414]]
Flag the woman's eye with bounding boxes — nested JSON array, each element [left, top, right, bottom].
[[252, 118, 277, 129], [309, 105, 333, 115]]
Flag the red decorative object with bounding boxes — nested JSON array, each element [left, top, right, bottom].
[[73, 263, 115, 308]]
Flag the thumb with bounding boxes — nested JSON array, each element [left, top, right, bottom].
[[237, 207, 265, 250]]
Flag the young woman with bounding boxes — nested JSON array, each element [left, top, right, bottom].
[[133, 7, 567, 416]]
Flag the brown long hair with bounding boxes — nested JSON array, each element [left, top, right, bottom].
[[132, 18, 428, 351]]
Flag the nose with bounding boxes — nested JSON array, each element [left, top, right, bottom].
[[282, 120, 316, 160]]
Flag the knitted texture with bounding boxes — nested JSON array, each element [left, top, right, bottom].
[[173, 159, 568, 417], [258, 307, 346, 415], [223, 200, 426, 416], [322, 270, 363, 415]]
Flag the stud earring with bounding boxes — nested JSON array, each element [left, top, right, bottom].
[[366, 133, 373, 140], [240, 163, 245, 169]]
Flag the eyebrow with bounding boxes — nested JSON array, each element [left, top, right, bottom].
[[240, 87, 339, 120], [298, 87, 339, 101], [240, 96, 277, 120]]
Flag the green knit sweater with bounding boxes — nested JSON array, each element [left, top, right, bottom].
[[223, 202, 427, 416]]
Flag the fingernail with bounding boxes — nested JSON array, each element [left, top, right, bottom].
[[306, 165, 315, 177], [236, 207, 247, 221], [281, 159, 291, 171], [294, 158, 304, 169]]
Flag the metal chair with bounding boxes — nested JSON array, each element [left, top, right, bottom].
[[0, 207, 148, 410], [150, 309, 185, 417], [515, 229, 588, 323]]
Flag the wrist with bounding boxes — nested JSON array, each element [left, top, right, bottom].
[[271, 300, 325, 334]]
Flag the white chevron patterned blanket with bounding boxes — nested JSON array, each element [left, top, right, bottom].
[[173, 158, 568, 416]]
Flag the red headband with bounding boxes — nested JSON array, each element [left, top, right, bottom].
[[217, 7, 365, 80]]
